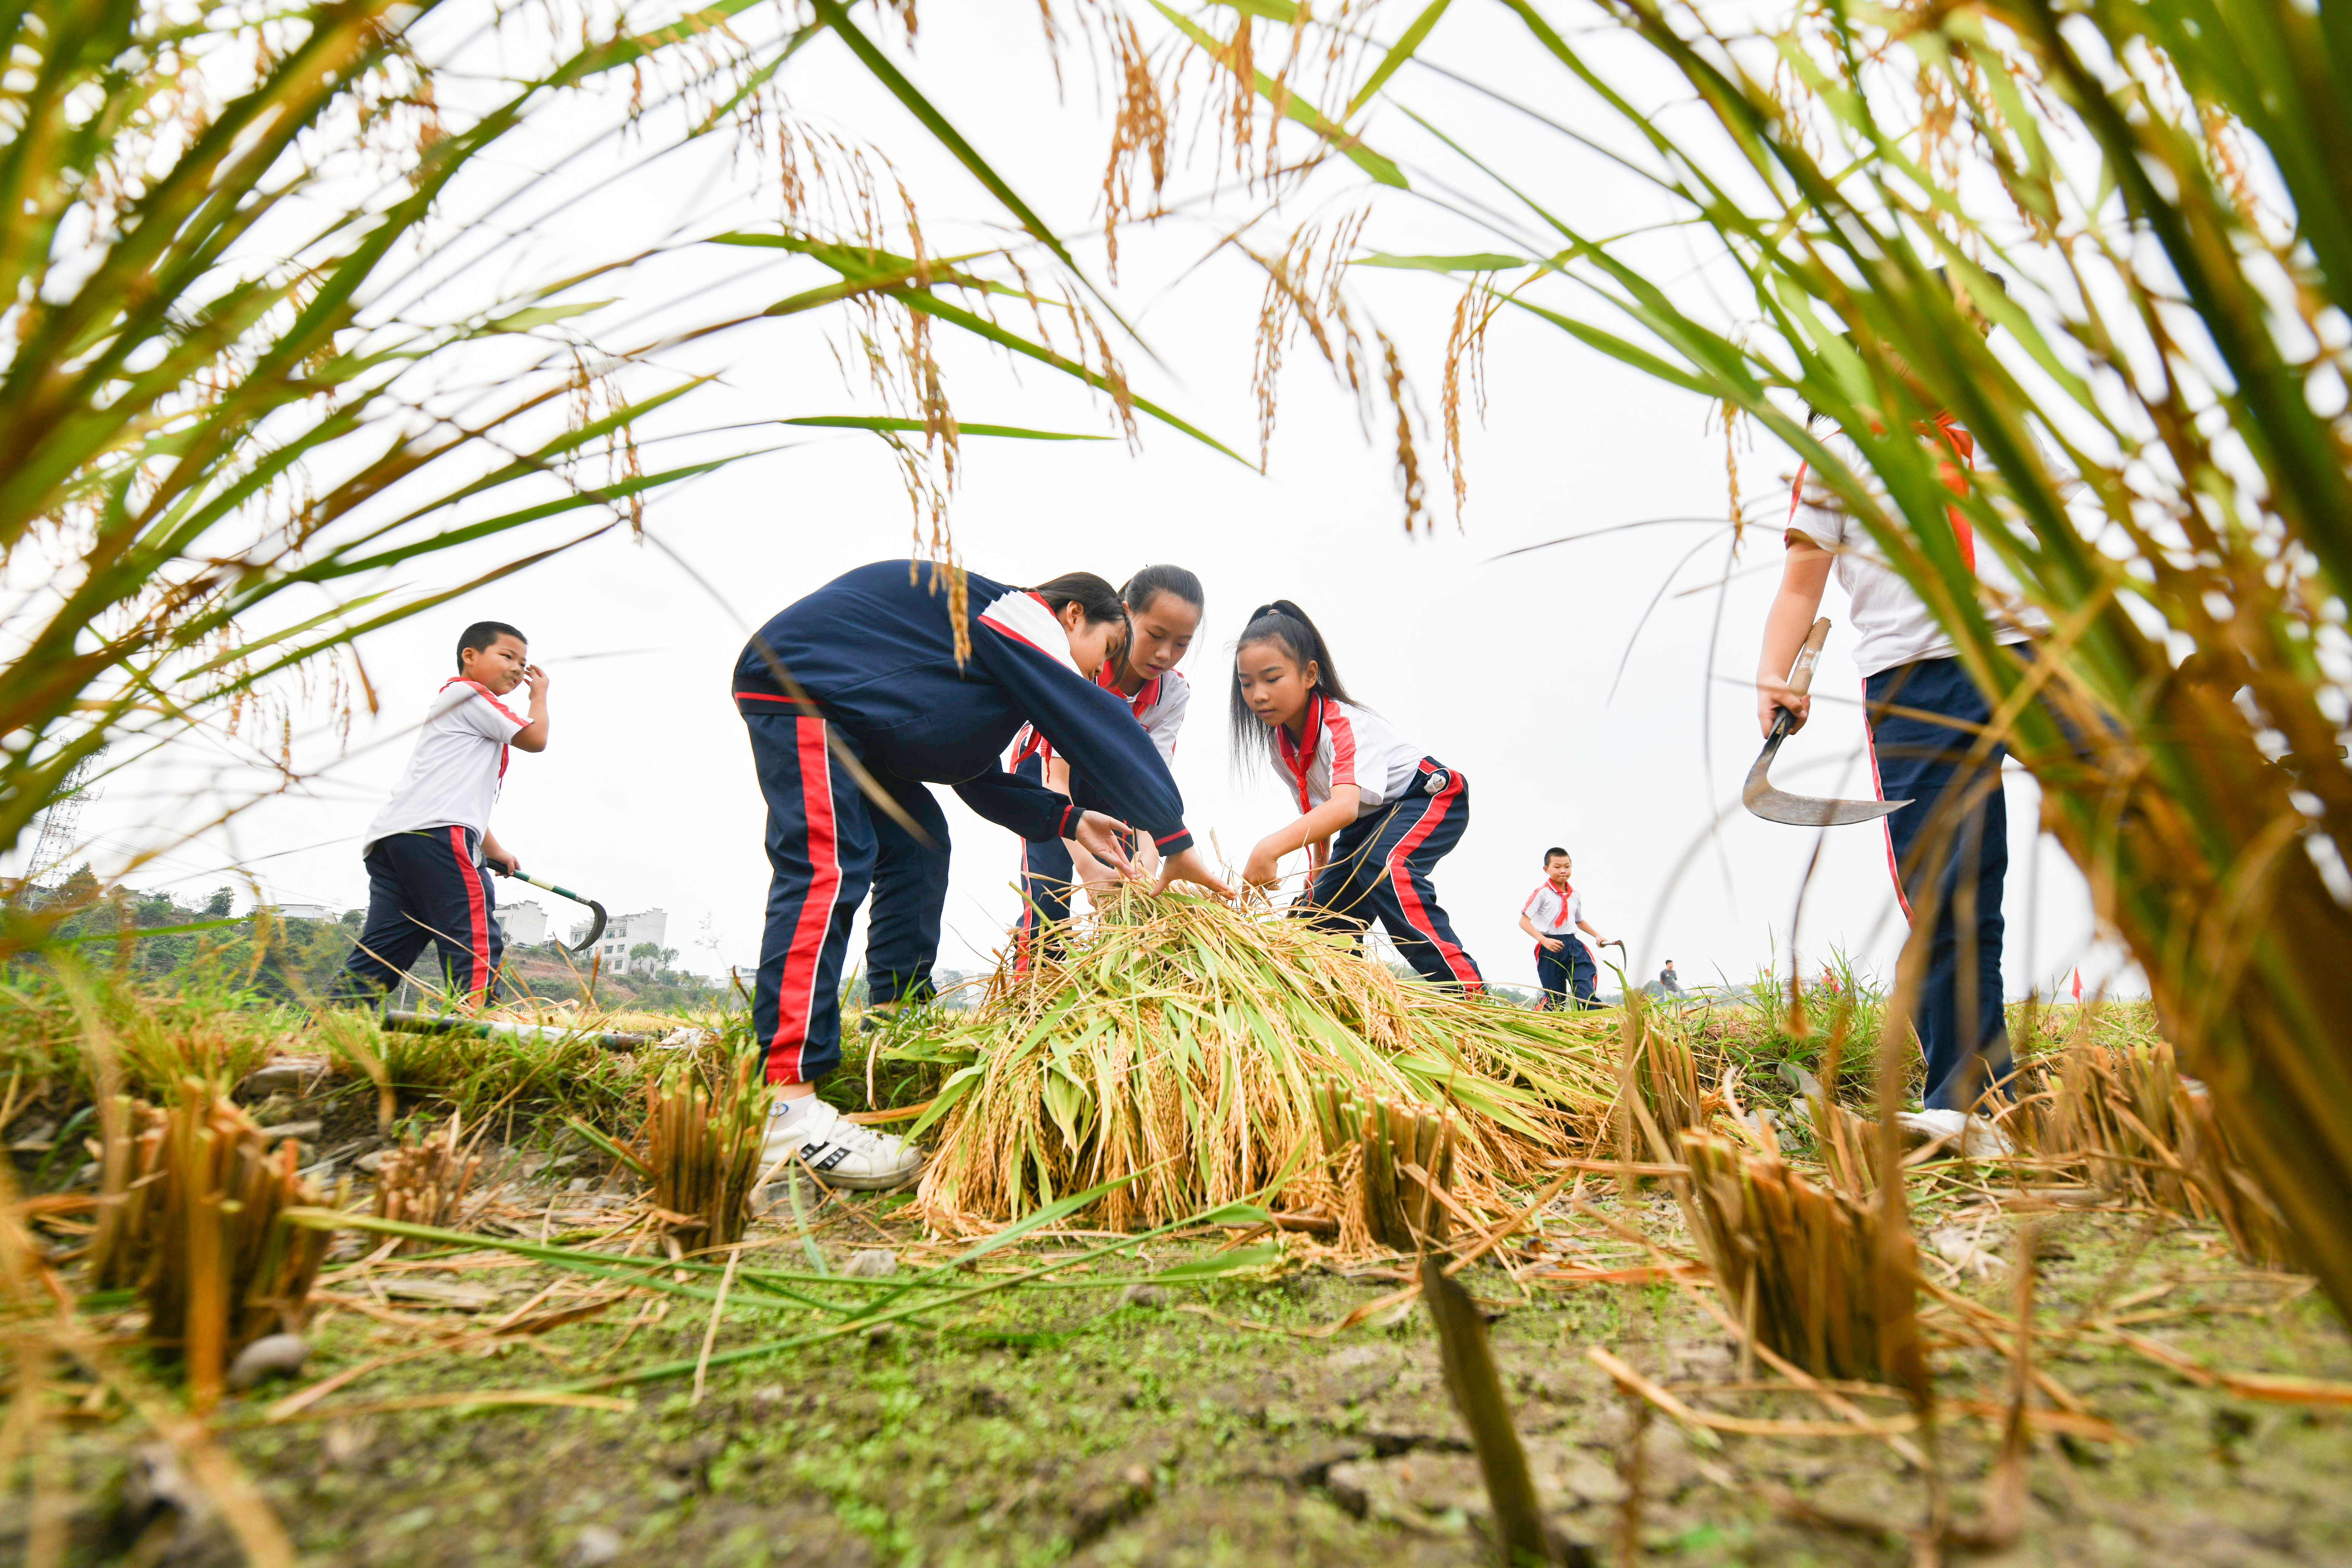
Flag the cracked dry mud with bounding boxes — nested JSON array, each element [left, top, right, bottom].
[[22, 1201, 2352, 1567]]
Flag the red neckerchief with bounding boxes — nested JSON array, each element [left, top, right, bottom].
[[1785, 413, 1978, 571], [1275, 694, 1326, 815], [442, 677, 514, 782], [1099, 659, 1161, 720]]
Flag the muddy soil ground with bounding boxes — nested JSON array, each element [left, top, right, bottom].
[[23, 1184, 2352, 1568]]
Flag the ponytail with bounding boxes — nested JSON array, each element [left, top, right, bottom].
[[1229, 599, 1354, 772], [1032, 571, 1127, 628]]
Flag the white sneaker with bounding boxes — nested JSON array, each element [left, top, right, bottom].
[[1897, 1108, 2014, 1158], [760, 1097, 924, 1192]]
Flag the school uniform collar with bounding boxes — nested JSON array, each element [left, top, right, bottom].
[[441, 676, 516, 780], [1276, 694, 1329, 814], [1099, 659, 1161, 717]]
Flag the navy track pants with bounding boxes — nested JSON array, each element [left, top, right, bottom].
[[740, 699, 950, 1084], [1009, 752, 1074, 974], [340, 826, 504, 1005], [1298, 759, 1484, 992], [1865, 655, 2016, 1113], [1535, 937, 1596, 1009]]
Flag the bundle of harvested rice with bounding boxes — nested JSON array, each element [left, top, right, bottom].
[[1682, 1130, 1923, 1385], [897, 895, 1617, 1232]]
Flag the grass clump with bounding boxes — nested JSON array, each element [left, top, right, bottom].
[[645, 1054, 769, 1250]]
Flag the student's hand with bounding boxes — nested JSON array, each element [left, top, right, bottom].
[[1539, 937, 1563, 953], [1070, 811, 1137, 877], [1758, 681, 1809, 738], [1154, 846, 1234, 900], [524, 663, 550, 704], [1241, 838, 1285, 890]]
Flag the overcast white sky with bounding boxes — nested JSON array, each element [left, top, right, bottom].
[[32, 0, 2137, 1000]]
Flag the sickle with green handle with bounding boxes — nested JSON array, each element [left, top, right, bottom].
[[499, 868, 609, 955], [1743, 618, 1911, 827]]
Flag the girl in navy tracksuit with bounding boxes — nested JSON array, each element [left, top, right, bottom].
[[1009, 564, 1204, 972], [735, 562, 1227, 1187], [1233, 602, 1484, 992]]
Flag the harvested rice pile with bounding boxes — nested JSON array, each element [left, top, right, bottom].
[[895, 895, 1620, 1234]]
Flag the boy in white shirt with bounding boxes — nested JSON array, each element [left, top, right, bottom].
[[1517, 847, 1613, 1008], [339, 621, 550, 1006]]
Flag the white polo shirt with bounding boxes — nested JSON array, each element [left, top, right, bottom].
[[362, 678, 529, 857], [1275, 695, 1424, 816], [1787, 424, 2049, 678], [1522, 881, 1583, 936]]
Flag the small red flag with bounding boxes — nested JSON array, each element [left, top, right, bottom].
[[2071, 967, 2083, 1002]]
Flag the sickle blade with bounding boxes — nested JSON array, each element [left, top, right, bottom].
[[1742, 733, 1910, 826]]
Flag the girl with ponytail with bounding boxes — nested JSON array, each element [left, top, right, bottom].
[[1231, 602, 1484, 992], [1007, 565, 1206, 969]]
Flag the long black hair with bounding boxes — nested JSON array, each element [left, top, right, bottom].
[[1229, 600, 1354, 772]]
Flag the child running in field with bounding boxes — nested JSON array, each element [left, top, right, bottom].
[[1517, 847, 1614, 1008], [1007, 565, 1204, 973], [1234, 601, 1483, 992], [340, 621, 550, 1007]]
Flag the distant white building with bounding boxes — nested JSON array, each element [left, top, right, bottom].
[[574, 908, 668, 974], [495, 900, 548, 947], [262, 903, 335, 922]]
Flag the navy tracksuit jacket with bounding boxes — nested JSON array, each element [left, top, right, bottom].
[[339, 826, 505, 1004], [733, 562, 1195, 1084]]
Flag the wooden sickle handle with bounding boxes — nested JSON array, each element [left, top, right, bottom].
[[1785, 618, 1832, 699]]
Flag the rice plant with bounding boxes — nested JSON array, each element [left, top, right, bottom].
[[86, 1080, 337, 1408], [900, 895, 1616, 1231], [645, 1055, 770, 1251], [1282, 0, 2352, 1316], [1, 0, 1239, 948]]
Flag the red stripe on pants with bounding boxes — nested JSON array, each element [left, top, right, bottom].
[[771, 718, 841, 1083], [452, 826, 492, 1003], [1386, 779, 1481, 991], [1861, 691, 1913, 920]]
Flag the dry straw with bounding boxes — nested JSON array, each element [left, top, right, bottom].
[[1681, 1130, 1924, 1385], [87, 1079, 337, 1408], [904, 896, 1617, 1233], [646, 1054, 769, 1250], [2025, 1037, 2299, 1269]]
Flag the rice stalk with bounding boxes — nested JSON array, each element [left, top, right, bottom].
[[905, 896, 1614, 1234], [2025, 1037, 2299, 1269], [1681, 1130, 1918, 1384], [85, 1079, 337, 1407], [372, 1113, 485, 1254], [645, 1055, 769, 1250]]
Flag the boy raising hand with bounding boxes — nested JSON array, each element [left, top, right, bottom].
[[339, 622, 550, 1007]]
